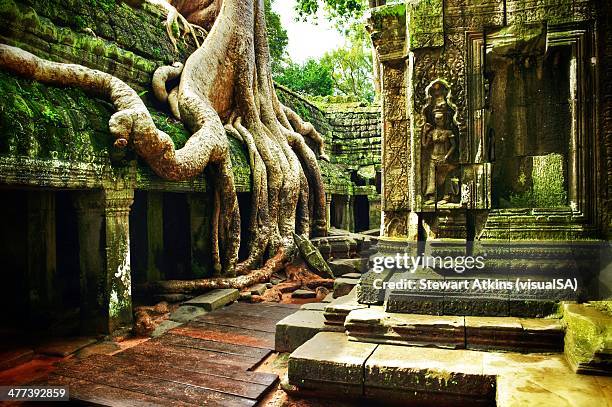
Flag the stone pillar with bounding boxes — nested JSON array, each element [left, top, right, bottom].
[[368, 6, 411, 238], [104, 189, 134, 333], [188, 193, 212, 278], [347, 196, 355, 232], [74, 189, 134, 334], [325, 193, 332, 230], [27, 191, 57, 313], [369, 195, 382, 233], [146, 192, 164, 282]]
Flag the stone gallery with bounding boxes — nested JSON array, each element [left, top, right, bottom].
[[0, 0, 610, 405]]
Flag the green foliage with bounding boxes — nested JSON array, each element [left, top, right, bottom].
[[295, 0, 366, 26], [274, 58, 334, 97], [320, 25, 374, 102], [264, 0, 288, 74]]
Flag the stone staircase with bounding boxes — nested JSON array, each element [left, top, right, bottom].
[[282, 291, 612, 405], [345, 307, 564, 352]]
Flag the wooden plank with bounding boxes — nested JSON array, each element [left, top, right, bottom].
[[43, 373, 197, 407], [172, 323, 275, 349], [192, 312, 279, 333], [53, 357, 256, 407], [155, 334, 271, 360], [61, 354, 274, 401], [116, 348, 277, 387], [119, 340, 260, 370], [221, 302, 300, 319]]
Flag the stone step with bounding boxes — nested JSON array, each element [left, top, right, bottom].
[[275, 310, 326, 353], [288, 332, 611, 406], [323, 288, 367, 330], [345, 307, 564, 352], [183, 289, 239, 311]]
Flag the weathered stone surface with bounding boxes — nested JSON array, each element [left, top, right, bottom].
[[333, 278, 360, 298], [301, 302, 328, 311], [497, 371, 612, 407], [357, 270, 394, 304], [288, 332, 377, 396], [36, 337, 97, 357], [563, 303, 612, 374], [322, 293, 334, 303], [250, 284, 267, 296], [151, 320, 182, 338], [324, 288, 367, 329], [465, 316, 523, 351], [488, 352, 612, 406], [275, 310, 326, 353], [341, 273, 362, 279], [364, 345, 496, 405], [291, 289, 317, 299], [328, 258, 368, 276], [183, 289, 240, 311], [169, 305, 208, 323], [347, 308, 465, 349]]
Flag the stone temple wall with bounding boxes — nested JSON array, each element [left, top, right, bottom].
[[276, 84, 382, 192], [369, 0, 607, 241]]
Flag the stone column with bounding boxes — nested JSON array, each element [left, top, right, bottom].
[[146, 192, 164, 282], [104, 189, 134, 333], [325, 193, 332, 229], [369, 195, 382, 232], [347, 196, 355, 232], [188, 193, 212, 278], [27, 191, 57, 313], [74, 189, 134, 334]]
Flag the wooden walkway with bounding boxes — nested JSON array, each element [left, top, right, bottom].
[[38, 302, 299, 406]]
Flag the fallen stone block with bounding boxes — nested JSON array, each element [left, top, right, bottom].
[[328, 258, 368, 276], [250, 283, 267, 296], [333, 277, 360, 298], [292, 289, 316, 299], [151, 320, 182, 338], [288, 332, 377, 396], [275, 310, 326, 352], [169, 305, 208, 323], [183, 288, 239, 311]]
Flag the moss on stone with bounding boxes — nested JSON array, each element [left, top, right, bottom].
[[562, 303, 612, 372]]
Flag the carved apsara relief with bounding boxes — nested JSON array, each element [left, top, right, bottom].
[[420, 79, 461, 206]]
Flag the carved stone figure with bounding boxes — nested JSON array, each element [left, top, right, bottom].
[[421, 80, 459, 205]]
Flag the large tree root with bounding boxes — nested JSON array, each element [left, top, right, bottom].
[[0, 0, 328, 284], [141, 249, 289, 295]]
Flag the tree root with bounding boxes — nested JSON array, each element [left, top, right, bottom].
[[141, 249, 289, 295], [147, 0, 207, 51], [0, 0, 328, 282]]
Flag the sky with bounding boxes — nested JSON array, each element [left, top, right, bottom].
[[272, 0, 344, 63]]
